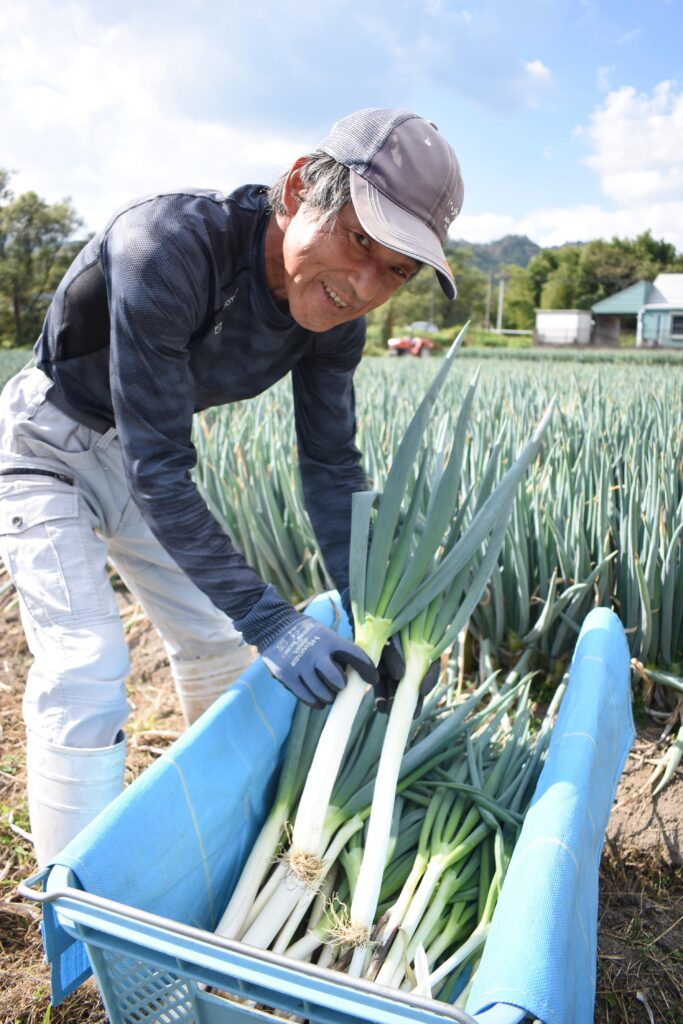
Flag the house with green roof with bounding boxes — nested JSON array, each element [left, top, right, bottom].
[[592, 273, 683, 347]]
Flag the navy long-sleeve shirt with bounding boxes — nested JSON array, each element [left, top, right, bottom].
[[34, 184, 367, 624]]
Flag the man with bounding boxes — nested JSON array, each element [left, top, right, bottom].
[[0, 108, 464, 867]]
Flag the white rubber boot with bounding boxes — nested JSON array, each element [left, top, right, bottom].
[[170, 645, 255, 726], [26, 730, 127, 869]]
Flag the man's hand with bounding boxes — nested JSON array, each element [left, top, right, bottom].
[[261, 617, 378, 708], [339, 591, 440, 716], [375, 636, 441, 717], [235, 585, 378, 707]]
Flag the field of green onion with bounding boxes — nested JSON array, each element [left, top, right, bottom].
[[194, 353, 683, 677], [194, 346, 681, 1006], [0, 346, 679, 1015]]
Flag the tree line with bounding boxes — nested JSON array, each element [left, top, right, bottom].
[[368, 231, 683, 339], [0, 170, 86, 347], [2, 168, 682, 348]]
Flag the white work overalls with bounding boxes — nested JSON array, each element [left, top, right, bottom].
[[0, 364, 253, 865]]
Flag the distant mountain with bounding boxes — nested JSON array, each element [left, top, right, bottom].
[[449, 234, 541, 273]]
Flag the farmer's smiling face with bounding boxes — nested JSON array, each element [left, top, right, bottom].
[[265, 163, 418, 332]]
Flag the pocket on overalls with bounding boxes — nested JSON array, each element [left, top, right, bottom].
[[0, 482, 83, 628]]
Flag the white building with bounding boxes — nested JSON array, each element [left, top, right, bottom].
[[533, 309, 593, 346]]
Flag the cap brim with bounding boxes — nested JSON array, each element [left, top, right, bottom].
[[350, 170, 456, 300]]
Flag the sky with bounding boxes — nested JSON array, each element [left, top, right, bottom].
[[2, 0, 682, 250]]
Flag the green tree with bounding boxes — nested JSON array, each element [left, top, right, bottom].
[[0, 171, 84, 347], [574, 240, 639, 307], [630, 229, 683, 277], [448, 230, 683, 333], [539, 246, 582, 309], [573, 231, 683, 309], [448, 251, 488, 327], [502, 264, 535, 329], [0, 169, 11, 205], [525, 248, 559, 308], [367, 251, 488, 341]]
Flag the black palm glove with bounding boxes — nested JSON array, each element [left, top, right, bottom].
[[375, 636, 441, 717], [339, 591, 440, 716], [261, 617, 378, 708], [236, 584, 378, 709]]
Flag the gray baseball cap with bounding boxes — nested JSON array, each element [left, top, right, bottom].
[[319, 108, 464, 299]]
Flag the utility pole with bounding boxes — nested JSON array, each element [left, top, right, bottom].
[[484, 272, 493, 330], [496, 276, 505, 332]]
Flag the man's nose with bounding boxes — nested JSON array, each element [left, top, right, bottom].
[[349, 259, 382, 303]]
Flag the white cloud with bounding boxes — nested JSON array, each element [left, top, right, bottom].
[[515, 59, 554, 109], [452, 212, 516, 243], [453, 79, 683, 251], [617, 27, 641, 46], [583, 81, 683, 204], [451, 201, 683, 250], [3, 0, 552, 232], [524, 59, 551, 81], [0, 2, 308, 230]]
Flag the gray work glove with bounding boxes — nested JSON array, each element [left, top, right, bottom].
[[237, 585, 378, 708]]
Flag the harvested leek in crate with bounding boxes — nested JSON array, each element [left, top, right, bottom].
[[21, 592, 634, 1024], [217, 325, 557, 1000], [216, 665, 563, 1006]]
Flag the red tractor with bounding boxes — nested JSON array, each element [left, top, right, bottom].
[[387, 335, 435, 358]]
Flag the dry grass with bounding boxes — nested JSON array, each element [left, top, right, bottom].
[[0, 588, 184, 1024], [595, 851, 683, 1024]]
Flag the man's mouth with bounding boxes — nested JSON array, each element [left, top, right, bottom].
[[323, 283, 350, 310]]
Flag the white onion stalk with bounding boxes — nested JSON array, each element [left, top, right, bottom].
[[272, 816, 364, 955], [241, 627, 390, 947], [242, 329, 473, 949], [426, 923, 490, 991], [242, 813, 365, 950], [422, 843, 503, 994], [290, 627, 389, 857], [216, 701, 321, 939], [346, 642, 432, 976], [344, 401, 556, 976], [375, 815, 488, 987]]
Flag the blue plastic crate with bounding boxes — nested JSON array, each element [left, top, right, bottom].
[[19, 594, 634, 1024], [24, 862, 500, 1024]]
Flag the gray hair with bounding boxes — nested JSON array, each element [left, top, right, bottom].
[[268, 150, 424, 277], [268, 151, 351, 226]]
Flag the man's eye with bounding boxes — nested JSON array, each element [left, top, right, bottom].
[[393, 267, 408, 279], [353, 232, 371, 250]]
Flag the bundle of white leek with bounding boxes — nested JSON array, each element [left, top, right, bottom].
[[218, 664, 563, 1002], [217, 325, 556, 997]]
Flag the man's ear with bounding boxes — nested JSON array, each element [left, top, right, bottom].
[[281, 157, 308, 217]]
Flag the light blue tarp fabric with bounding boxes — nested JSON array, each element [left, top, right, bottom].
[[41, 591, 346, 1004], [41, 599, 634, 1021], [466, 607, 634, 1024]]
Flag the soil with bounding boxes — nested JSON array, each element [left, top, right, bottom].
[[0, 587, 681, 1024]]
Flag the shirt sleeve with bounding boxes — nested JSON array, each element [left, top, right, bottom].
[[100, 200, 274, 622], [291, 318, 369, 594]]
